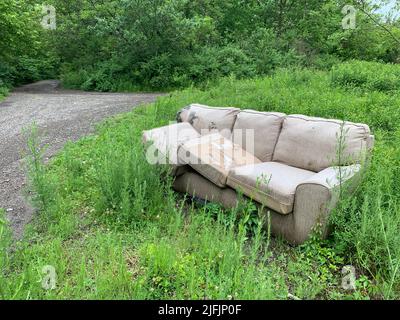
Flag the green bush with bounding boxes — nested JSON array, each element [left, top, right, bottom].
[[0, 0, 59, 88], [0, 86, 9, 101], [60, 68, 88, 90], [0, 62, 16, 87], [331, 60, 400, 92], [60, 45, 259, 91], [49, 1, 400, 91]]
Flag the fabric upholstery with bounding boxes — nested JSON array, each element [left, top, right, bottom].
[[177, 103, 240, 138], [173, 171, 239, 208], [145, 106, 374, 245], [297, 164, 361, 190], [292, 164, 362, 243], [173, 171, 304, 244], [232, 110, 286, 161], [227, 162, 315, 214], [273, 115, 371, 172], [178, 133, 261, 188], [142, 122, 200, 176], [174, 164, 361, 244]]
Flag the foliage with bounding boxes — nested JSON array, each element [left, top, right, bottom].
[[49, 0, 400, 90], [0, 0, 59, 88], [331, 60, 400, 92], [1, 0, 399, 91], [0, 86, 9, 101], [0, 209, 12, 299]]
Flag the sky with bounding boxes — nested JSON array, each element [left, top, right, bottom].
[[372, 0, 400, 20]]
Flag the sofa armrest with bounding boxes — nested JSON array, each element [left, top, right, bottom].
[[289, 164, 361, 244], [299, 164, 361, 191]]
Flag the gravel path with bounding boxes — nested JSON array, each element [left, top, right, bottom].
[[0, 80, 163, 238]]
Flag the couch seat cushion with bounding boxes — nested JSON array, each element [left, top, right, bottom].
[[232, 110, 286, 161], [178, 133, 261, 188], [143, 122, 200, 176], [227, 162, 315, 214], [273, 115, 371, 172], [177, 103, 240, 138]]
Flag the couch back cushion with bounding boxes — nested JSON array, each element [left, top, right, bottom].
[[272, 115, 371, 172], [177, 104, 240, 138], [232, 110, 286, 162]]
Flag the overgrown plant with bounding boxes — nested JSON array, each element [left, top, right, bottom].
[[24, 124, 54, 212], [0, 209, 11, 299]]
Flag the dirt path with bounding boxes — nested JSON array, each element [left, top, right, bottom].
[[0, 80, 163, 238]]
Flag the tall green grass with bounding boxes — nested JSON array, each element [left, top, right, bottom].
[[2, 61, 400, 299], [331, 60, 400, 92], [0, 86, 9, 101], [0, 122, 289, 299]]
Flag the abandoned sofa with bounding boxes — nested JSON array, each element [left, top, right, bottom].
[[143, 104, 374, 244]]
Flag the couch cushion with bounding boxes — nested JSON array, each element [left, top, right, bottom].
[[227, 162, 315, 214], [273, 115, 371, 172], [143, 122, 200, 176], [178, 133, 261, 188], [232, 110, 286, 161], [177, 103, 240, 138]]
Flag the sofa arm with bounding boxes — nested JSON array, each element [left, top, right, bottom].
[[299, 164, 361, 190], [290, 164, 362, 244]]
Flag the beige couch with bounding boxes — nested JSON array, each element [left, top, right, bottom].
[[143, 104, 374, 244]]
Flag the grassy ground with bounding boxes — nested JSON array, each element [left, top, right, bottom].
[[1, 61, 400, 299]]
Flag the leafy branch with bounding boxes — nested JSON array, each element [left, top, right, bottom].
[[356, 0, 400, 45]]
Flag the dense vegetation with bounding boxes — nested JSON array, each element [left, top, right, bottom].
[[55, 0, 400, 90], [0, 0, 58, 94], [1, 0, 399, 92], [1, 61, 400, 299]]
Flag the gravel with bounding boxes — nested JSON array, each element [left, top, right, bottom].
[[0, 80, 163, 238]]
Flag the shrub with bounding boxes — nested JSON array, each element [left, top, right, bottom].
[[331, 60, 400, 92], [0, 62, 16, 87], [0, 85, 9, 100]]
